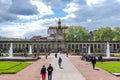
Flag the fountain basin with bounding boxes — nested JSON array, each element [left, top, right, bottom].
[[102, 57, 120, 61], [0, 56, 40, 61]]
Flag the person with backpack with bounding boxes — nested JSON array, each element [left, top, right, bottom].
[[40, 65, 46, 80]]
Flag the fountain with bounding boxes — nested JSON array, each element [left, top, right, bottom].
[[88, 46, 91, 55], [87, 45, 91, 61], [0, 43, 39, 61], [102, 42, 120, 61], [8, 43, 13, 57], [29, 45, 32, 54], [106, 42, 110, 58]]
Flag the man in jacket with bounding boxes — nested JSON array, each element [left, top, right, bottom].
[[58, 57, 62, 68], [47, 64, 54, 80], [91, 55, 96, 69]]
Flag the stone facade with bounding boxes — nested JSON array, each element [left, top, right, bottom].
[[0, 41, 120, 54]]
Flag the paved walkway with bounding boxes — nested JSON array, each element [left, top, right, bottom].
[[1, 54, 119, 80], [51, 53, 86, 80], [70, 56, 120, 80], [0, 56, 53, 80]]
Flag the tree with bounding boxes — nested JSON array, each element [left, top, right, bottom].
[[93, 27, 113, 41], [65, 26, 74, 41], [65, 26, 89, 41], [113, 27, 120, 40]]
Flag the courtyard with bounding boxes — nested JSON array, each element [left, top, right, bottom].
[[0, 53, 120, 80], [0, 0, 120, 80]]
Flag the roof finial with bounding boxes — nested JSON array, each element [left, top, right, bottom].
[[58, 18, 61, 29], [58, 18, 61, 23]]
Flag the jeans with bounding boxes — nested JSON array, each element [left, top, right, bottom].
[[48, 74, 52, 80], [58, 62, 61, 68], [92, 63, 95, 69]]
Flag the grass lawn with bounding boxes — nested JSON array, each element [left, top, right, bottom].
[[96, 62, 120, 73], [0, 61, 31, 74]]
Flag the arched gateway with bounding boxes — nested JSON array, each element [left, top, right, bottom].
[[47, 18, 68, 52]]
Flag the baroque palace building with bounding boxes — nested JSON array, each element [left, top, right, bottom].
[[0, 18, 120, 54]]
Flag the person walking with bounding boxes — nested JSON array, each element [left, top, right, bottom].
[[47, 64, 54, 80], [55, 53, 57, 58], [40, 65, 46, 80], [91, 55, 97, 69], [45, 53, 48, 59], [58, 57, 62, 68], [98, 55, 103, 63], [66, 52, 68, 57]]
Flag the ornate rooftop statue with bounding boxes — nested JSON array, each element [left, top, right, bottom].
[[58, 18, 61, 29]]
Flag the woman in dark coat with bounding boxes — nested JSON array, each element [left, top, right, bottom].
[[40, 65, 46, 80]]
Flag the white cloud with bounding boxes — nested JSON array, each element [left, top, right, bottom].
[[31, 0, 54, 16], [87, 19, 92, 23], [0, 0, 120, 38], [17, 15, 37, 20], [62, 2, 78, 20], [0, 18, 57, 38], [116, 0, 120, 2], [86, 0, 105, 6], [0, 25, 24, 38], [64, 3, 79, 13], [0, 0, 12, 7], [62, 14, 76, 20], [17, 0, 54, 20]]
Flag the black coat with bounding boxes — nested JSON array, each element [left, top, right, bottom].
[[40, 67, 46, 74], [91, 57, 96, 64], [58, 57, 62, 63], [47, 66, 53, 75]]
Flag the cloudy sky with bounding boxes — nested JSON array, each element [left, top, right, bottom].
[[0, 0, 120, 38]]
